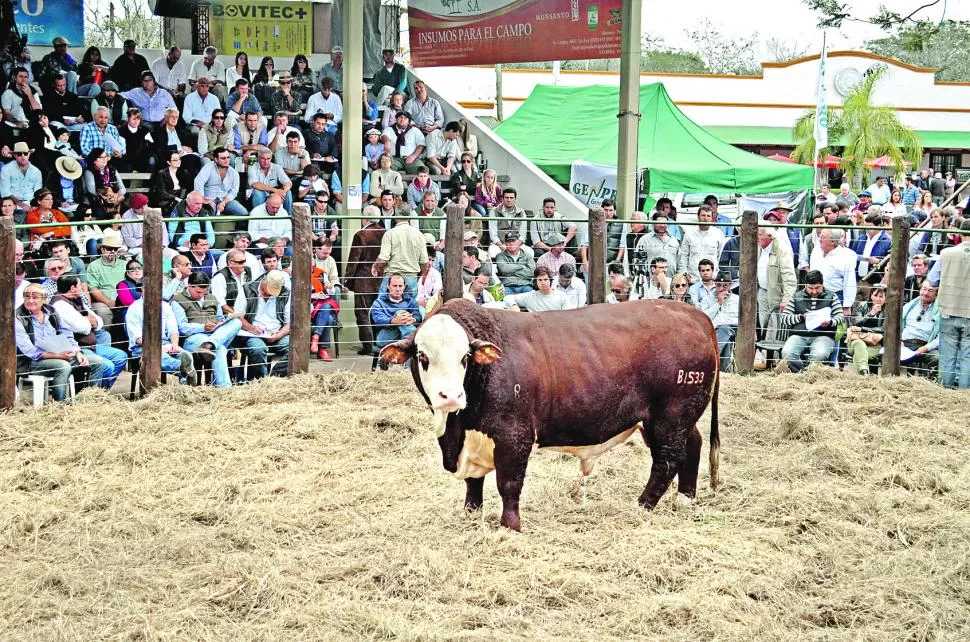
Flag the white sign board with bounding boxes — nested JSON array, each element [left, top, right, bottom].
[[569, 160, 618, 208]]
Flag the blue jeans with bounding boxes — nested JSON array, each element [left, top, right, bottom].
[[77, 82, 102, 98], [379, 274, 419, 300], [215, 198, 249, 218], [781, 334, 835, 373], [939, 315, 970, 388], [715, 324, 736, 372], [312, 304, 337, 347], [504, 284, 533, 295], [23, 354, 110, 401], [88, 344, 127, 389], [182, 319, 243, 388], [240, 335, 290, 379], [376, 324, 417, 349], [250, 188, 293, 212], [130, 345, 188, 375]]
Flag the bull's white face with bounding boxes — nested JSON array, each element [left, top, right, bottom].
[[414, 315, 474, 413]]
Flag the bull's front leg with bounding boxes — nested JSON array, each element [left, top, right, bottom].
[[464, 477, 484, 512], [494, 440, 531, 531]]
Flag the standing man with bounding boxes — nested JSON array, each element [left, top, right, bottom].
[[188, 46, 228, 102], [345, 206, 386, 356], [580, 199, 626, 279], [754, 218, 798, 369], [38, 37, 88, 96], [901, 175, 920, 213], [809, 228, 858, 318], [111, 40, 152, 92], [929, 219, 970, 388], [635, 212, 680, 277], [678, 204, 726, 282], [151, 46, 187, 97], [372, 208, 430, 298], [866, 176, 891, 206]]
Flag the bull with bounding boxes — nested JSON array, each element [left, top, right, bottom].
[[380, 298, 720, 531]]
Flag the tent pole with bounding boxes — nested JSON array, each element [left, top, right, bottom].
[[616, 0, 641, 219]]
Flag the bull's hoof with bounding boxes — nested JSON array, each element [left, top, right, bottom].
[[673, 493, 694, 511], [463, 501, 483, 513], [640, 509, 653, 527]]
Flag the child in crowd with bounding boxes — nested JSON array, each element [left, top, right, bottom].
[[364, 128, 383, 170]]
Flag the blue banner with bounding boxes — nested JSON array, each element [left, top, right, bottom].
[[14, 0, 85, 47]]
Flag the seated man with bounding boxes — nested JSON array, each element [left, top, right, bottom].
[[167, 191, 217, 250], [464, 267, 501, 307], [422, 120, 462, 176], [194, 149, 249, 219], [503, 266, 568, 312], [172, 272, 244, 389], [535, 233, 576, 277], [15, 283, 111, 401], [901, 282, 941, 377], [688, 259, 717, 308], [553, 263, 586, 309], [776, 270, 844, 374], [182, 233, 217, 276], [903, 253, 930, 303], [371, 273, 423, 358], [606, 276, 632, 304], [641, 257, 672, 300], [215, 233, 264, 277], [49, 274, 127, 389], [248, 195, 293, 248], [248, 147, 293, 210], [212, 248, 258, 316], [235, 270, 290, 380], [85, 231, 128, 329], [488, 188, 532, 260], [530, 197, 577, 258], [700, 270, 739, 372], [381, 110, 425, 174], [225, 79, 263, 130], [494, 232, 536, 295], [126, 284, 197, 384]]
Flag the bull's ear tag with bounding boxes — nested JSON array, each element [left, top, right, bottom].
[[470, 340, 502, 365]]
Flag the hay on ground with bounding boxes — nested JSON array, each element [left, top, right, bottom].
[[1, 368, 969, 639]]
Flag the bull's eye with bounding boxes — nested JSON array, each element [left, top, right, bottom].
[[417, 351, 430, 371], [461, 353, 470, 368]]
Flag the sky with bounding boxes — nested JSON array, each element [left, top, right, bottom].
[[644, 0, 970, 59]]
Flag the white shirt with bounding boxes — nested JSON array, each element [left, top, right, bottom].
[[126, 299, 179, 350], [423, 129, 461, 160], [305, 91, 343, 124], [858, 234, 881, 277], [553, 277, 587, 309], [381, 125, 426, 158], [757, 245, 771, 290], [867, 182, 891, 205], [51, 297, 102, 333], [267, 125, 305, 150], [810, 244, 858, 308], [677, 227, 726, 280], [189, 59, 226, 83], [248, 204, 292, 242], [151, 57, 187, 91], [216, 251, 264, 277], [253, 294, 286, 333]]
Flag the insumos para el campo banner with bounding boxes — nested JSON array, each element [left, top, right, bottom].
[[408, 0, 622, 68], [212, 1, 313, 57]]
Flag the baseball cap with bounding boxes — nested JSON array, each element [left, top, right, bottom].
[[263, 270, 286, 296]]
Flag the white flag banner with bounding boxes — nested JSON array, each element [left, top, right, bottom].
[[568, 160, 618, 208], [813, 31, 829, 152]]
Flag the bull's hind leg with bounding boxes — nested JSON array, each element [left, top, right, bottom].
[[673, 425, 703, 510], [494, 441, 530, 531], [638, 420, 692, 513], [464, 477, 485, 512]]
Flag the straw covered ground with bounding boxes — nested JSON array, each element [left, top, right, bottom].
[[1, 368, 969, 640]]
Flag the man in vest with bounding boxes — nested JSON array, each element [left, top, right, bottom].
[[168, 191, 216, 249], [49, 275, 127, 389], [928, 219, 970, 388], [15, 283, 111, 401], [211, 248, 255, 317], [172, 272, 243, 389], [235, 270, 290, 380], [415, 190, 445, 252], [488, 187, 531, 260], [233, 110, 268, 166], [580, 199, 626, 282]]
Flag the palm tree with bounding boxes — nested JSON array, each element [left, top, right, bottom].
[[791, 66, 922, 188]]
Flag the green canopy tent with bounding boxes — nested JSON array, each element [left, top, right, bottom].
[[494, 83, 814, 194]]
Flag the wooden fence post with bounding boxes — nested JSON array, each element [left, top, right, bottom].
[[139, 209, 164, 396], [289, 202, 312, 375], [881, 216, 910, 376], [734, 210, 759, 373], [0, 218, 16, 409], [587, 207, 606, 304], [443, 205, 464, 301]]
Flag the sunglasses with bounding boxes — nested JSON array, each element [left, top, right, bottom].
[[212, 115, 225, 120], [673, 283, 688, 288], [229, 259, 246, 265], [23, 293, 46, 300], [14, 152, 28, 156], [611, 289, 625, 295]]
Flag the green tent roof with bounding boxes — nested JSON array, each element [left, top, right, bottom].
[[494, 83, 814, 193]]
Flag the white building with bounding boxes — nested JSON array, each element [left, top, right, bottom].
[[417, 50, 970, 174]]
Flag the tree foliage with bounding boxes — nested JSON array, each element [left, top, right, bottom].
[[866, 20, 970, 82], [805, 0, 948, 29], [791, 67, 922, 187], [85, 0, 164, 49], [683, 19, 761, 75]]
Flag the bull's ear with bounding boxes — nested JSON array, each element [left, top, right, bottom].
[[469, 340, 502, 365], [380, 335, 416, 364]]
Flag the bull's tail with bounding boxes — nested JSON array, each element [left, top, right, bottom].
[[709, 370, 721, 494]]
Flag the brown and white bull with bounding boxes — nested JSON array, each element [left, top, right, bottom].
[[380, 298, 720, 531]]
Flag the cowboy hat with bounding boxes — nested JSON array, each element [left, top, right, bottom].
[[55, 156, 82, 180], [100, 230, 125, 249], [12, 141, 33, 154]]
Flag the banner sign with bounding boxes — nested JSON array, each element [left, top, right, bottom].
[[213, 1, 313, 57], [569, 160, 617, 208], [409, 0, 622, 68], [16, 0, 84, 47]]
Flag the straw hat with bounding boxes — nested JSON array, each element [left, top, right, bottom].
[[55, 156, 82, 180]]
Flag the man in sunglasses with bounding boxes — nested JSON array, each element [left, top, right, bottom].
[[0, 142, 43, 213]]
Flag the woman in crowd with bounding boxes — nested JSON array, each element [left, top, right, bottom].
[[458, 117, 478, 157], [71, 204, 104, 256], [368, 153, 404, 200], [82, 147, 126, 219], [310, 238, 340, 362], [26, 112, 61, 176], [45, 156, 84, 212], [845, 284, 886, 376], [2, 195, 27, 243], [417, 237, 443, 314], [913, 190, 935, 221], [198, 108, 233, 160], [884, 189, 907, 218], [115, 258, 144, 313], [78, 46, 110, 93], [25, 188, 71, 245], [117, 108, 155, 172], [475, 168, 503, 212], [289, 54, 314, 104], [450, 152, 481, 212], [226, 51, 251, 86], [915, 208, 953, 259], [253, 56, 276, 84], [381, 91, 405, 129], [945, 171, 956, 200], [664, 272, 693, 306], [150, 150, 189, 214]]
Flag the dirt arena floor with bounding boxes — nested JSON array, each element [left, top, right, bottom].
[[1, 368, 968, 640]]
